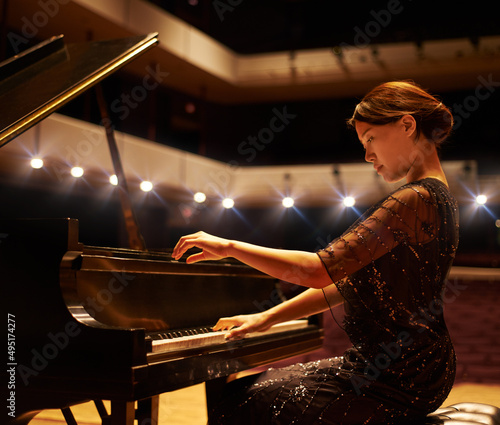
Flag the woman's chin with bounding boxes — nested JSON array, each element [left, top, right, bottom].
[[381, 172, 405, 184]]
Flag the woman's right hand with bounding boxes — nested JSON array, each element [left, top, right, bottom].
[[213, 312, 272, 340], [172, 231, 231, 263]]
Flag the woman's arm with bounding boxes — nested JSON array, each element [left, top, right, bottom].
[[214, 283, 343, 339], [172, 231, 333, 289]]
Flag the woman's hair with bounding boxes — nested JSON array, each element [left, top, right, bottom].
[[347, 80, 453, 145]]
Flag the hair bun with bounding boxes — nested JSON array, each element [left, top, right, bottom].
[[348, 81, 453, 146]]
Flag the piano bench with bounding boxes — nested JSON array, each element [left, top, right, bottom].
[[424, 402, 500, 424]]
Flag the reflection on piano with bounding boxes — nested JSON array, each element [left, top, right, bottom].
[[1, 33, 324, 425], [2, 219, 323, 424]]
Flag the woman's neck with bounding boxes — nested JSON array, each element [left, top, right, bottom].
[[405, 141, 448, 186]]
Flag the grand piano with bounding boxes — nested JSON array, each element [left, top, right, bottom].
[[1, 34, 324, 424]]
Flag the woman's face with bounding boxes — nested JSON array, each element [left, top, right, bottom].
[[355, 118, 417, 183]]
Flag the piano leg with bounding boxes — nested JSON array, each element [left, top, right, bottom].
[[94, 401, 111, 424], [61, 407, 78, 425], [136, 397, 159, 425], [110, 401, 135, 425]]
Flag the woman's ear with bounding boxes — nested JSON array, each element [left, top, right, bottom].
[[400, 115, 417, 139]]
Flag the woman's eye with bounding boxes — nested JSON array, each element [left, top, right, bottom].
[[362, 136, 373, 150]]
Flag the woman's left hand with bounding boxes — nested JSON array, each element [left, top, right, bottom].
[[213, 312, 271, 340], [172, 231, 232, 263]]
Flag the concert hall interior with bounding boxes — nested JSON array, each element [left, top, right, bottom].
[[1, 1, 500, 424]]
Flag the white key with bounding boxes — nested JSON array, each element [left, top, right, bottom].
[[151, 320, 309, 354]]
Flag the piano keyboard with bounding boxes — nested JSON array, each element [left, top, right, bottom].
[[150, 320, 310, 354]]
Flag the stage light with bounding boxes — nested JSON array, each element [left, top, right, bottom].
[[222, 198, 234, 209], [30, 158, 44, 169], [475, 194, 487, 205], [282, 197, 294, 208], [140, 181, 153, 192], [194, 192, 206, 203], [343, 196, 356, 207], [70, 166, 84, 178], [109, 175, 118, 186]]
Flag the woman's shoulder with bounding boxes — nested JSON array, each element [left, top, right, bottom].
[[354, 178, 455, 227], [370, 178, 456, 221], [381, 179, 458, 231], [388, 178, 452, 204], [380, 179, 432, 207]]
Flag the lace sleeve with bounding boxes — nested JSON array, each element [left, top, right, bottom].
[[316, 185, 437, 284]]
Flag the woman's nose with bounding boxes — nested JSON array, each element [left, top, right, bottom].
[[364, 147, 375, 163]]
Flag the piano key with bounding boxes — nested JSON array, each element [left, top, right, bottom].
[[151, 330, 227, 353], [151, 320, 309, 354]]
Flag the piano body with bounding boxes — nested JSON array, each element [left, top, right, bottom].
[[1, 34, 324, 424]]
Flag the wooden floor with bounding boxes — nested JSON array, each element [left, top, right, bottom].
[[29, 382, 500, 425]]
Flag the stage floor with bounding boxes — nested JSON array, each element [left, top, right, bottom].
[[29, 382, 500, 425]]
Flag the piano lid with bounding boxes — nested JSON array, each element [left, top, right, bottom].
[[0, 32, 159, 148]]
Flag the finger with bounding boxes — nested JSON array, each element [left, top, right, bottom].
[[173, 235, 197, 259], [185, 252, 207, 264], [213, 318, 241, 331], [172, 238, 187, 259], [213, 321, 235, 331], [216, 325, 236, 333], [226, 325, 250, 339], [174, 235, 212, 261]]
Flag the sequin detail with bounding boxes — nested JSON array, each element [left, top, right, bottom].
[[208, 178, 459, 425]]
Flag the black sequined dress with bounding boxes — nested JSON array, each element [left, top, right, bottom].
[[208, 178, 459, 425]]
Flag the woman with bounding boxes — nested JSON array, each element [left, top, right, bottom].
[[173, 81, 459, 424]]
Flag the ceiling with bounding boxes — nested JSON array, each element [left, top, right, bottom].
[[1, 1, 499, 183], [0, 0, 498, 249], [2, 0, 500, 103], [153, 0, 500, 54]]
